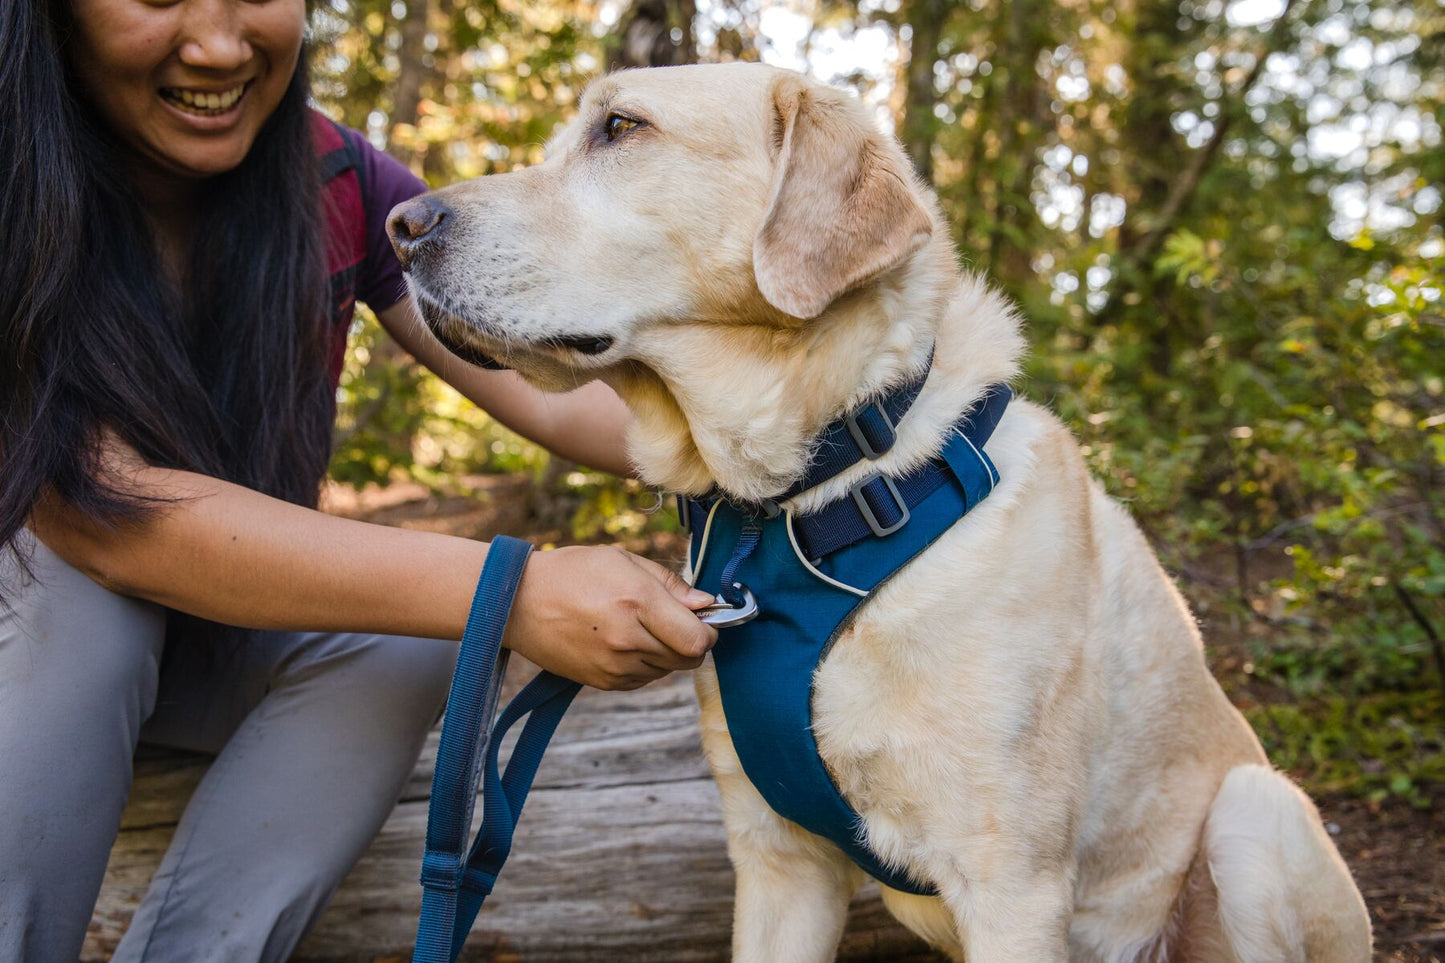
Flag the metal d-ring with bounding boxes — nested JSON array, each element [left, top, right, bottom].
[[695, 583, 760, 628]]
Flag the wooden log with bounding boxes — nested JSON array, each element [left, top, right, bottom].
[[84, 666, 943, 961]]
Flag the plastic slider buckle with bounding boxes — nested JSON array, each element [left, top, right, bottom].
[[845, 402, 895, 460], [419, 850, 462, 891], [849, 473, 910, 537], [675, 494, 691, 534], [729, 497, 780, 521]]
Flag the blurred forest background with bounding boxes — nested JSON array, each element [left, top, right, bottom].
[[311, 0, 1442, 814]]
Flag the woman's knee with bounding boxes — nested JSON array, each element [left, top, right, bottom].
[[274, 630, 455, 722], [0, 537, 166, 735]]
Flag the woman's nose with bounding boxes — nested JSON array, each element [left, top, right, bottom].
[[177, 0, 253, 71]]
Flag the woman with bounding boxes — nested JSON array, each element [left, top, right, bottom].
[[0, 0, 716, 959]]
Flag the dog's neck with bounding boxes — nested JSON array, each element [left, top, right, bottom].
[[608, 238, 1025, 506]]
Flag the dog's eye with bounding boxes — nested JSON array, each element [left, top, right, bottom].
[[604, 112, 642, 143]]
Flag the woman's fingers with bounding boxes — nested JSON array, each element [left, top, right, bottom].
[[628, 553, 715, 610], [640, 652, 706, 674], [624, 553, 717, 664], [502, 544, 716, 691]]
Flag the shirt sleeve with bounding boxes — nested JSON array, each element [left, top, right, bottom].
[[341, 127, 430, 313]]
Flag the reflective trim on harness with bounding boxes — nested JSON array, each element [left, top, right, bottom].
[[784, 512, 868, 597]]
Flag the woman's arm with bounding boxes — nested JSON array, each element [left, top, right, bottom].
[[30, 441, 715, 689], [376, 300, 635, 477]]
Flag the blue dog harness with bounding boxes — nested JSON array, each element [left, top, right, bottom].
[[683, 375, 1011, 894], [414, 364, 1010, 957]]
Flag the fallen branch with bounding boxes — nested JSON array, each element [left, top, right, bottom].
[[1393, 580, 1445, 709]]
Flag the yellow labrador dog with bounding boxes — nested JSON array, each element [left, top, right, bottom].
[[389, 64, 1370, 962]]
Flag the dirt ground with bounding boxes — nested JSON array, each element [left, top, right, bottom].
[[324, 476, 1445, 961]]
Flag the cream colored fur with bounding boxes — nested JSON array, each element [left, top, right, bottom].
[[402, 63, 1371, 962]]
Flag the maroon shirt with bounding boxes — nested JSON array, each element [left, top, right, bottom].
[[313, 113, 429, 385], [336, 124, 428, 315]]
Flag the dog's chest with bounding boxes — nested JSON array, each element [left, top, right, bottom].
[[807, 554, 1018, 797]]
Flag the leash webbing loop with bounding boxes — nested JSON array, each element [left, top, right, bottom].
[[414, 535, 584, 963], [718, 524, 762, 606]]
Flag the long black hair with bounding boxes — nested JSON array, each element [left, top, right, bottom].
[[0, 0, 334, 593]]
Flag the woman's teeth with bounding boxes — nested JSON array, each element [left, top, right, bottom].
[[160, 83, 248, 116]]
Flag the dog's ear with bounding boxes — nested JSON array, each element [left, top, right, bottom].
[[752, 76, 933, 320]]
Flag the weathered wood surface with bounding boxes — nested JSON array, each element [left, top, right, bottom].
[[85, 664, 943, 961]]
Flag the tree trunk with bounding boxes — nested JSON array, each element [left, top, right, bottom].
[[1095, 0, 1301, 374], [391, 0, 430, 164], [984, 0, 1049, 283], [900, 0, 946, 182], [608, 0, 699, 70]]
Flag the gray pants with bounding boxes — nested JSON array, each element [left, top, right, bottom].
[[0, 537, 457, 962]]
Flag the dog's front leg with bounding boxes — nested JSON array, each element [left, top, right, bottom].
[[729, 824, 860, 963], [695, 666, 860, 963], [942, 864, 1073, 963]]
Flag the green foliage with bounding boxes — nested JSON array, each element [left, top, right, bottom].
[[1246, 693, 1443, 807], [329, 308, 548, 489], [557, 469, 683, 543], [311, 0, 599, 177]]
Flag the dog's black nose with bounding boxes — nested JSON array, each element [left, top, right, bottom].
[[387, 196, 450, 271]]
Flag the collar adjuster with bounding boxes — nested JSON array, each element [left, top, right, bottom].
[[727, 496, 780, 520], [849, 472, 910, 537], [844, 401, 896, 460]]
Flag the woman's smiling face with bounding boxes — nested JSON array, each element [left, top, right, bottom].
[[67, 0, 307, 179]]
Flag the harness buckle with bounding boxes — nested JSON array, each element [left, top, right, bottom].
[[849, 473, 910, 537], [696, 583, 760, 627], [675, 494, 691, 534], [844, 402, 895, 460]]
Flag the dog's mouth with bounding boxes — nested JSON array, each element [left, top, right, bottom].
[[541, 334, 614, 355], [433, 325, 509, 370], [414, 292, 615, 367], [414, 296, 505, 369]]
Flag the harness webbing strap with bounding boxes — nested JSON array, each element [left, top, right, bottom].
[[791, 384, 1011, 560], [771, 346, 935, 503], [414, 536, 583, 962]]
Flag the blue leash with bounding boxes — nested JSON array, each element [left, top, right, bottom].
[[414, 535, 583, 962]]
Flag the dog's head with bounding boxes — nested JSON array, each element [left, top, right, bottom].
[[389, 64, 934, 382], [389, 64, 956, 496]]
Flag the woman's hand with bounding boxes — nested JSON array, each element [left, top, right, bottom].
[[505, 546, 718, 690]]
